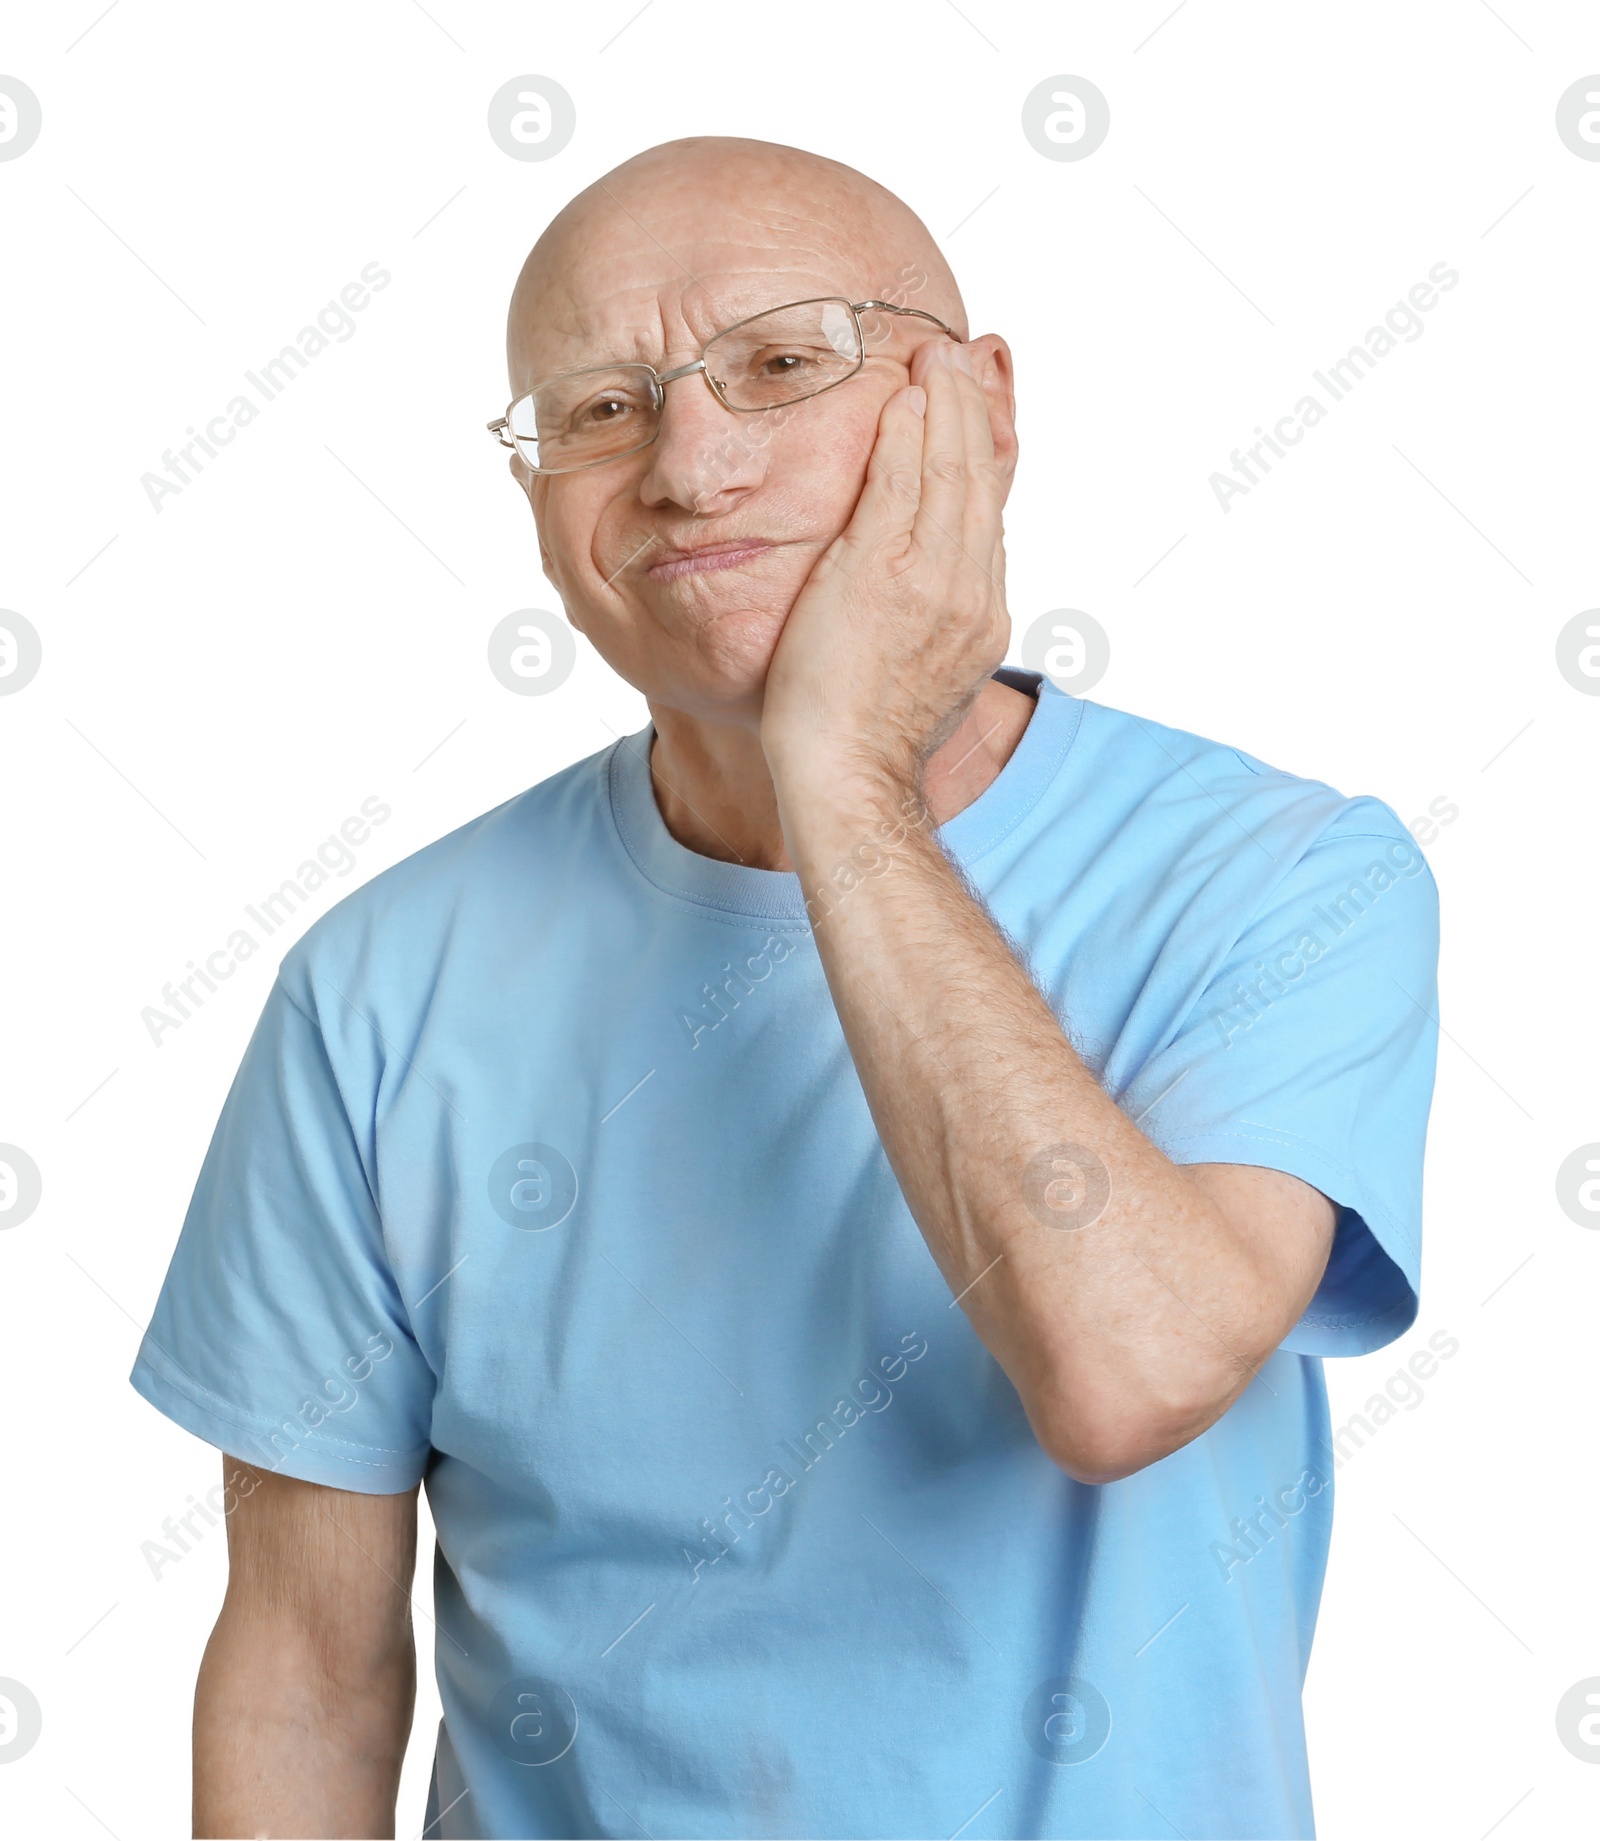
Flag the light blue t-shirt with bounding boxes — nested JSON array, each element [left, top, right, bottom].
[[131, 672, 1439, 1840]]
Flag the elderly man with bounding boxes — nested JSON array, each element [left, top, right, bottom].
[[133, 137, 1438, 1839]]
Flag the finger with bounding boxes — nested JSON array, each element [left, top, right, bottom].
[[914, 349, 1004, 609], [911, 346, 970, 557], [849, 383, 927, 539], [949, 351, 1004, 562], [925, 343, 1002, 565]]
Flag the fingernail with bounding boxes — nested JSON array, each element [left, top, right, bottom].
[[906, 385, 927, 417], [949, 343, 974, 376]]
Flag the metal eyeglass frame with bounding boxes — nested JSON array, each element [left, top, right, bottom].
[[487, 296, 959, 476]]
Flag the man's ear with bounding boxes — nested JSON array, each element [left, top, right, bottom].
[[967, 334, 1018, 487]]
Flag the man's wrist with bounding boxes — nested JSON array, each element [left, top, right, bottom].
[[765, 731, 921, 822], [772, 758, 940, 924], [773, 753, 915, 839]]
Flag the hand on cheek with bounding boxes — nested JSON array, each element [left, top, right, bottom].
[[760, 340, 1010, 798]]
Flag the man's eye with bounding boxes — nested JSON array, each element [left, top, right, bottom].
[[563, 393, 645, 431], [760, 352, 808, 377]]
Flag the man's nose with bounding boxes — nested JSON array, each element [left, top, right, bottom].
[[637, 367, 768, 514]]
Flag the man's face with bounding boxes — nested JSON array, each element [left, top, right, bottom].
[[507, 171, 999, 723]]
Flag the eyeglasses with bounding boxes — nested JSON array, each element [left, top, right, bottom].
[[488, 296, 958, 476]]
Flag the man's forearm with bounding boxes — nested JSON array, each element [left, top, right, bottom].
[[779, 764, 1314, 1480], [194, 1600, 414, 1838]]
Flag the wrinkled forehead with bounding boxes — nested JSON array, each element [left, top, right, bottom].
[[509, 188, 946, 391]]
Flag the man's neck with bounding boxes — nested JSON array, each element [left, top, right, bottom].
[[646, 676, 1038, 873]]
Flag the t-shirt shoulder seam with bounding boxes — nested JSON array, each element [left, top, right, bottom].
[[273, 972, 318, 1029]]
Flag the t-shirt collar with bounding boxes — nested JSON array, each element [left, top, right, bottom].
[[607, 667, 1083, 922]]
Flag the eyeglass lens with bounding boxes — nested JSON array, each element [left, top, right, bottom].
[[508, 299, 866, 471]]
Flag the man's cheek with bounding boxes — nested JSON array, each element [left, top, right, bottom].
[[781, 412, 882, 535], [536, 491, 610, 593], [827, 394, 894, 485]]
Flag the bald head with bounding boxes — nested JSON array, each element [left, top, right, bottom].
[[507, 136, 965, 388]]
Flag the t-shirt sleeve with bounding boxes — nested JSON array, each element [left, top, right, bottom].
[[1120, 810, 1441, 1357], [130, 972, 435, 1492]]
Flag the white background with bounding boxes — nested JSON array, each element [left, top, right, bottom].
[[1, 2, 1597, 1836]]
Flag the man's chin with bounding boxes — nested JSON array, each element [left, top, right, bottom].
[[632, 594, 796, 720], [648, 584, 792, 657], [696, 605, 793, 697]]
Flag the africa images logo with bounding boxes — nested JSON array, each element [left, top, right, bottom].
[[1208, 263, 1459, 512], [682, 1333, 929, 1581]]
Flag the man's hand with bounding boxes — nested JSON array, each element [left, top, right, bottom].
[[758, 338, 1337, 1487], [760, 339, 1011, 795]]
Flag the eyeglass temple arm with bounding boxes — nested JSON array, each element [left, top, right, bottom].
[[851, 301, 959, 336], [487, 416, 514, 449]]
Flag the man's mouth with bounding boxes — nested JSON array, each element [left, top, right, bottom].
[[644, 539, 777, 582]]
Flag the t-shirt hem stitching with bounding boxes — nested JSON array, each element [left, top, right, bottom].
[[134, 1343, 429, 1464], [1157, 1122, 1421, 1270]]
